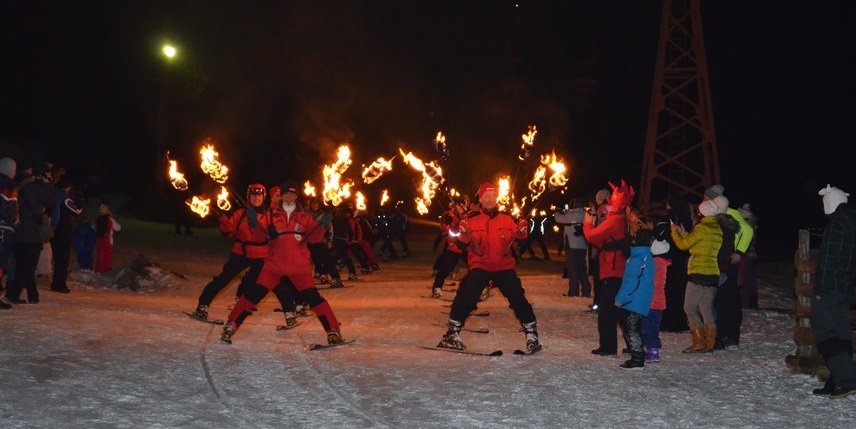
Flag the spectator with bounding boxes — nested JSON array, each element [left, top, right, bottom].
[[0, 157, 18, 308], [48, 176, 82, 293], [72, 217, 97, 270], [554, 199, 591, 297], [94, 201, 121, 273], [736, 203, 758, 309]]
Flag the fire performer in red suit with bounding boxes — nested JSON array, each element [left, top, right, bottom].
[[437, 183, 541, 353], [221, 181, 344, 345]]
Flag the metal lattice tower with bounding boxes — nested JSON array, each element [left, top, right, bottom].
[[638, 0, 719, 212]]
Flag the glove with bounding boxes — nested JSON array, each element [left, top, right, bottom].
[[294, 233, 303, 242], [573, 224, 583, 236], [268, 223, 280, 239], [246, 208, 259, 228]]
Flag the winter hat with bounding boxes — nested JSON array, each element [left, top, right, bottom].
[[594, 188, 611, 205], [819, 184, 849, 215], [280, 180, 299, 194], [704, 184, 725, 200], [0, 157, 16, 179], [607, 180, 635, 212], [651, 239, 670, 256], [699, 200, 719, 217], [711, 195, 730, 215], [478, 182, 497, 198]]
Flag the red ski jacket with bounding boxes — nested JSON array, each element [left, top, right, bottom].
[[219, 207, 270, 259]]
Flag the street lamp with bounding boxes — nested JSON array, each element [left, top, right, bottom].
[[162, 44, 177, 60]]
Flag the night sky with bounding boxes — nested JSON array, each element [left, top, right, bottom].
[[1, 1, 854, 248]]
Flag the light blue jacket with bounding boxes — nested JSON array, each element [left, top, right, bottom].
[[615, 245, 655, 316]]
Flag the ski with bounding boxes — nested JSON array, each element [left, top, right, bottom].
[[275, 321, 304, 331], [419, 346, 502, 357], [431, 323, 489, 334], [513, 347, 543, 356], [183, 311, 225, 326], [421, 295, 453, 302], [315, 285, 355, 291], [441, 309, 490, 317], [308, 339, 356, 351]]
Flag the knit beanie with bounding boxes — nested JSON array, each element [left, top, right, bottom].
[[478, 182, 497, 198], [0, 157, 16, 179], [704, 184, 725, 200], [819, 184, 849, 215], [711, 195, 730, 215], [699, 200, 719, 217], [651, 239, 670, 256]]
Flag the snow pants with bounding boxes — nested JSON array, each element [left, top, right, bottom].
[[448, 268, 535, 326]]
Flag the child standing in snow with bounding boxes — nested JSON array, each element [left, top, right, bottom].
[[643, 237, 672, 363], [94, 202, 121, 273], [72, 218, 97, 270], [614, 228, 655, 369]]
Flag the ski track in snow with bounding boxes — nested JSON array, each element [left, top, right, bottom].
[[1, 247, 855, 429]]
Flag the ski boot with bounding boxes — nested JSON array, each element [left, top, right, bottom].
[[295, 304, 309, 317], [283, 312, 299, 329], [220, 322, 237, 344], [437, 320, 466, 350], [347, 273, 358, 281], [327, 328, 345, 345], [190, 305, 209, 321], [329, 278, 344, 288], [522, 321, 542, 353], [430, 288, 443, 299]]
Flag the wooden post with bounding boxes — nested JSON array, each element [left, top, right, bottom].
[[786, 229, 825, 376]]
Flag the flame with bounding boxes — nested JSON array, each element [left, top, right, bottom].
[[216, 186, 232, 211], [166, 157, 189, 191], [435, 131, 449, 161], [362, 156, 395, 184], [398, 148, 444, 215], [304, 181, 316, 197], [355, 191, 367, 211], [380, 189, 390, 207], [321, 145, 354, 206], [186, 195, 211, 218], [199, 141, 230, 184], [518, 125, 537, 161], [542, 150, 568, 187]]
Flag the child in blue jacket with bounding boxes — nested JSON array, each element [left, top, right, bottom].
[[72, 218, 97, 270], [615, 228, 655, 370]]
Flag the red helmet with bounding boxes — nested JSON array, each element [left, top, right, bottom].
[[246, 183, 266, 207]]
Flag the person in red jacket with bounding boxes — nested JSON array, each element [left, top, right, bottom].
[[437, 182, 541, 353], [221, 181, 344, 345], [189, 184, 293, 325], [584, 179, 633, 356]]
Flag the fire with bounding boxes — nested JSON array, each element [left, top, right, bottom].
[[435, 132, 449, 161], [527, 150, 568, 204], [398, 148, 444, 215], [304, 181, 316, 197], [355, 191, 367, 211], [199, 141, 230, 184], [518, 125, 537, 161], [321, 145, 354, 206], [166, 158, 188, 191], [542, 150, 568, 187], [216, 186, 232, 212], [380, 189, 390, 207], [497, 176, 523, 217], [361, 156, 395, 184], [186, 195, 211, 218]]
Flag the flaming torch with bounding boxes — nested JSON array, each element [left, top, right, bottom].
[[186, 195, 212, 218], [198, 140, 246, 207], [216, 186, 232, 212], [165, 154, 189, 191], [398, 148, 445, 215], [380, 189, 390, 207], [321, 145, 354, 206], [518, 125, 537, 161], [355, 191, 367, 211], [435, 132, 449, 162], [304, 181, 317, 197], [361, 155, 395, 185]]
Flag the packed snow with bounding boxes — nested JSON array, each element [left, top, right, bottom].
[[1, 226, 854, 429]]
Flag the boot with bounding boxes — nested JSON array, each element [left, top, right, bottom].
[[220, 321, 237, 344], [190, 305, 209, 321], [704, 325, 717, 352], [620, 351, 645, 370], [430, 288, 442, 299], [682, 326, 707, 353], [522, 321, 542, 353], [437, 319, 465, 350], [327, 328, 344, 345], [645, 347, 661, 363]]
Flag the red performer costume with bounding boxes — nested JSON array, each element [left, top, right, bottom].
[[221, 181, 343, 345]]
